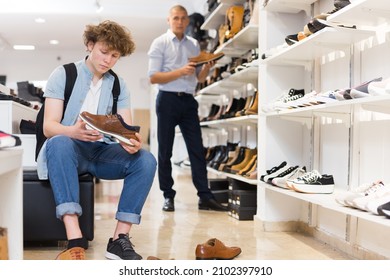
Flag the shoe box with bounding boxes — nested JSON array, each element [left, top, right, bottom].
[[227, 179, 257, 220], [228, 178, 255, 191], [228, 189, 257, 207], [228, 204, 257, 221], [208, 178, 229, 204], [0, 227, 8, 260]]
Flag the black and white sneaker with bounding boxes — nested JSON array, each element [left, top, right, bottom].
[[105, 234, 142, 260], [291, 170, 335, 194]]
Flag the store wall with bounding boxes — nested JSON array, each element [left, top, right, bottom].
[[0, 49, 152, 109]]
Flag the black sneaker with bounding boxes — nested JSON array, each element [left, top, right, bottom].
[[105, 234, 142, 260]]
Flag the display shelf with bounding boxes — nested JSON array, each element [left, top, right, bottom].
[[262, 26, 375, 66], [328, 0, 390, 28], [215, 25, 259, 57], [208, 167, 257, 185], [202, 0, 247, 31], [262, 0, 317, 14], [201, 115, 258, 127], [264, 95, 390, 120], [263, 183, 390, 227], [198, 64, 258, 95], [0, 148, 23, 260]]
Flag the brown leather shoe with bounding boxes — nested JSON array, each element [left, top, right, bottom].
[[56, 247, 85, 260], [189, 51, 224, 66], [79, 111, 140, 146], [195, 238, 241, 260]]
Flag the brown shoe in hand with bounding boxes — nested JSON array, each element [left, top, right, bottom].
[[189, 51, 224, 66], [195, 238, 241, 260], [79, 111, 140, 146]]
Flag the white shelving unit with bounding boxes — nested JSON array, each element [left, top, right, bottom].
[[0, 148, 23, 260], [258, 0, 390, 259], [199, 1, 259, 186]]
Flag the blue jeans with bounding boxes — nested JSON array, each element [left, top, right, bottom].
[[156, 90, 213, 201], [46, 135, 157, 225]]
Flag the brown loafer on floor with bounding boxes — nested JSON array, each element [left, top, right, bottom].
[[195, 238, 241, 260], [79, 111, 140, 146]]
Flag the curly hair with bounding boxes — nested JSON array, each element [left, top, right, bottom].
[[83, 20, 136, 56]]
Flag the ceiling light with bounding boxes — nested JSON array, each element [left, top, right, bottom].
[[13, 45, 35, 50], [35, 18, 46, 23], [49, 40, 59, 45]]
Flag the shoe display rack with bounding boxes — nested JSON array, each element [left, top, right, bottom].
[[258, 0, 390, 259], [198, 0, 259, 187]]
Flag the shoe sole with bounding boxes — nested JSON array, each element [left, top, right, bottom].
[[291, 183, 334, 194], [79, 114, 134, 146], [105, 251, 142, 260], [193, 54, 225, 66]]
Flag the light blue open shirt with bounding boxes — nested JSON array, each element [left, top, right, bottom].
[[36, 59, 131, 179]]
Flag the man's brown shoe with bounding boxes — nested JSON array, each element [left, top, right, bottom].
[[195, 238, 241, 260], [189, 51, 224, 66], [79, 111, 140, 146], [56, 247, 86, 260]]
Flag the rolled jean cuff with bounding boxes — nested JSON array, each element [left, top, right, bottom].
[[56, 202, 83, 220], [116, 212, 141, 225]]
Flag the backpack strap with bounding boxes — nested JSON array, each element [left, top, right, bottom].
[[35, 63, 77, 161], [63, 63, 77, 118], [108, 69, 120, 114]]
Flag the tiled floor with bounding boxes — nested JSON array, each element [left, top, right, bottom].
[[23, 167, 351, 260]]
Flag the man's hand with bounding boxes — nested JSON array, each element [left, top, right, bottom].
[[180, 62, 196, 76], [74, 119, 103, 142], [120, 132, 142, 154]]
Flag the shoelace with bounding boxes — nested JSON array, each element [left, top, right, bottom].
[[284, 93, 304, 102], [297, 170, 322, 183], [275, 166, 298, 178], [117, 235, 136, 252], [363, 181, 384, 196]]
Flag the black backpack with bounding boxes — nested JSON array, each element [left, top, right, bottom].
[[35, 62, 120, 161]]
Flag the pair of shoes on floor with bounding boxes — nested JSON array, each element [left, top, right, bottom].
[[195, 238, 241, 260], [56, 234, 142, 260], [79, 111, 140, 146], [162, 197, 227, 211]]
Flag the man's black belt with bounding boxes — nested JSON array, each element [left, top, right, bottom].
[[160, 90, 192, 96]]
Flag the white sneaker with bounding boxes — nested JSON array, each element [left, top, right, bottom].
[[263, 164, 294, 183], [366, 192, 390, 215], [272, 166, 306, 189], [335, 181, 382, 207], [351, 181, 390, 211], [289, 170, 335, 194], [368, 77, 390, 96]]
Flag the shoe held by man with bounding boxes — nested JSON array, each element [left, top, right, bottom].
[[198, 198, 228, 211], [79, 111, 140, 146], [162, 197, 175, 212], [105, 233, 142, 260], [189, 51, 224, 66], [195, 238, 241, 260], [55, 247, 85, 260]]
